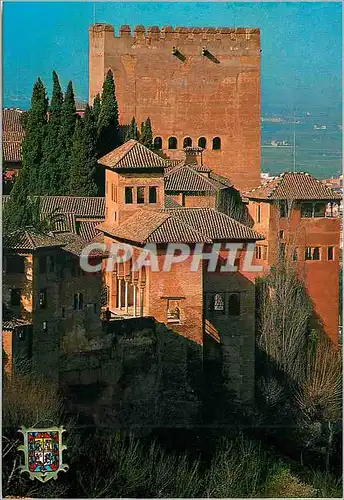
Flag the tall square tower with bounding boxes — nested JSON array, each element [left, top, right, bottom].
[[89, 24, 261, 191]]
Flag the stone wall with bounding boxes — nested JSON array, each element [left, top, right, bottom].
[[89, 24, 261, 191], [60, 317, 202, 429]]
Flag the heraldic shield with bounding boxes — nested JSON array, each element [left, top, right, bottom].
[[18, 426, 68, 482]]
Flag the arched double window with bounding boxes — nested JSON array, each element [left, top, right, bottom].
[[153, 136, 162, 149], [198, 137, 207, 149], [183, 137, 192, 148], [211, 293, 225, 312], [212, 137, 221, 150], [168, 137, 178, 149], [228, 293, 240, 316]]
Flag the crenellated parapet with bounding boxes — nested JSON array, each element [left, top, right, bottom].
[[89, 23, 260, 43]]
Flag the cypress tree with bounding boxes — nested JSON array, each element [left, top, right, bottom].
[[21, 78, 48, 194], [3, 169, 31, 234], [97, 70, 119, 156], [143, 117, 153, 149], [57, 81, 76, 194], [92, 93, 101, 123], [69, 109, 98, 196], [125, 117, 139, 141], [41, 71, 64, 194], [138, 117, 153, 149]]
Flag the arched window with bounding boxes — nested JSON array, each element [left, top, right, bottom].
[[183, 137, 192, 148], [212, 293, 225, 312], [198, 137, 206, 149], [228, 293, 240, 316], [168, 137, 178, 150], [153, 136, 162, 149], [212, 137, 221, 150]]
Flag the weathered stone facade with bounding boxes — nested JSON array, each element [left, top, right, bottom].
[[89, 24, 261, 190]]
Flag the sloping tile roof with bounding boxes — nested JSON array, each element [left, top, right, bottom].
[[164, 195, 182, 209], [98, 139, 168, 170], [2, 109, 25, 163], [100, 207, 263, 244], [55, 232, 105, 257], [4, 229, 65, 251], [246, 172, 341, 201], [3, 108, 25, 133], [40, 196, 105, 217], [99, 209, 211, 244], [167, 208, 264, 241], [77, 220, 103, 241], [164, 164, 228, 192], [3, 318, 32, 330]]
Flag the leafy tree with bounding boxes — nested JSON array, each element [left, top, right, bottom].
[[92, 93, 101, 123], [21, 78, 48, 194], [125, 117, 139, 141], [97, 69, 119, 156], [41, 71, 64, 194], [69, 107, 98, 196], [57, 81, 76, 194]]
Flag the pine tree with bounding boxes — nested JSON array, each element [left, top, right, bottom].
[[41, 71, 64, 194], [125, 117, 139, 141], [57, 81, 76, 194], [92, 93, 101, 123], [97, 70, 119, 156], [21, 78, 48, 194], [69, 109, 98, 196]]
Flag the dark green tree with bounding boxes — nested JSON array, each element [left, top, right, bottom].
[[92, 93, 101, 123], [41, 71, 64, 194], [140, 117, 153, 149], [97, 70, 119, 157], [57, 81, 76, 194], [125, 117, 139, 141], [21, 78, 48, 194], [69, 108, 98, 196]]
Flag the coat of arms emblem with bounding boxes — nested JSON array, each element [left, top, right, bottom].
[[18, 426, 68, 482]]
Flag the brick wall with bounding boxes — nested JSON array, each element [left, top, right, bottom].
[[89, 24, 261, 191]]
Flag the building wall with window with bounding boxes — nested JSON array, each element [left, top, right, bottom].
[[3, 246, 104, 380], [247, 199, 341, 343], [105, 168, 165, 226], [89, 24, 261, 191], [203, 247, 257, 402]]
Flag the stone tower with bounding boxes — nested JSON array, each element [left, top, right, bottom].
[[89, 24, 261, 191]]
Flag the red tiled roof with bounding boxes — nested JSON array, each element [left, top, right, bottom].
[[39, 196, 105, 217], [98, 139, 168, 170], [4, 229, 65, 251], [2, 108, 25, 133], [2, 109, 25, 162], [246, 172, 341, 201], [77, 220, 103, 241], [99, 207, 264, 244], [164, 164, 228, 192], [3, 318, 32, 330], [167, 208, 264, 241], [99, 209, 211, 244]]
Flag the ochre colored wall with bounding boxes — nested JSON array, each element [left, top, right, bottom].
[[105, 168, 165, 226], [248, 200, 341, 343], [89, 24, 261, 191]]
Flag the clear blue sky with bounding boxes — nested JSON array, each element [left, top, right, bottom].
[[3, 1, 342, 117]]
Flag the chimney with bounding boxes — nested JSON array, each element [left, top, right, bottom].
[[183, 146, 204, 166]]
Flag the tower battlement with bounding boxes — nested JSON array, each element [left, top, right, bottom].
[[89, 23, 260, 43]]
